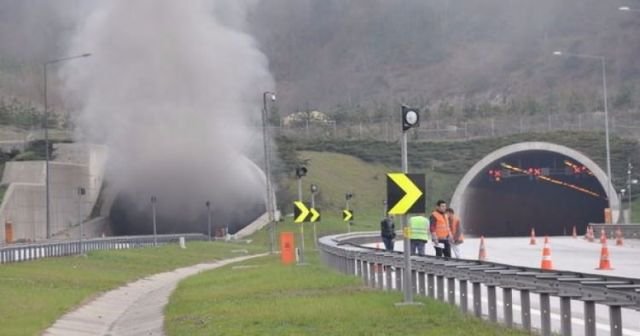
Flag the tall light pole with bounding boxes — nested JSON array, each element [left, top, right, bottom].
[[43, 53, 91, 239], [151, 196, 157, 246], [553, 51, 613, 214], [262, 91, 276, 253], [206, 201, 212, 241], [627, 162, 638, 222]]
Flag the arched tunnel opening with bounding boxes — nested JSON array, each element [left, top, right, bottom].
[[109, 193, 265, 236], [456, 145, 612, 237]]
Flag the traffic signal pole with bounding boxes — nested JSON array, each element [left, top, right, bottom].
[[401, 130, 414, 304]]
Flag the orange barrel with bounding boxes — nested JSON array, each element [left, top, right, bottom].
[[5, 221, 13, 243], [280, 232, 295, 265]]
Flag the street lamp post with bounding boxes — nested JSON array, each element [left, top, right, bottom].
[[43, 53, 91, 239], [553, 51, 613, 214], [151, 196, 157, 246], [262, 91, 276, 253], [627, 162, 638, 222], [206, 201, 212, 241]]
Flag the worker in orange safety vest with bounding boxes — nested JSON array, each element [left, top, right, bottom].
[[429, 200, 452, 257], [446, 208, 464, 258]]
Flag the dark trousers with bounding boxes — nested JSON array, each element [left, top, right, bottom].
[[410, 239, 426, 255], [434, 239, 451, 257], [382, 237, 394, 251]]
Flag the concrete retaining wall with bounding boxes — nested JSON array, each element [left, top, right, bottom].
[[0, 144, 107, 244]]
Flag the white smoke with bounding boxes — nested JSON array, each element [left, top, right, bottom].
[[60, 0, 274, 229]]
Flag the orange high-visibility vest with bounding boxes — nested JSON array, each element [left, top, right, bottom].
[[449, 215, 463, 242], [431, 211, 450, 239]]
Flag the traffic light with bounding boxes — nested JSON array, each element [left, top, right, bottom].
[[295, 166, 307, 178], [402, 105, 420, 131]]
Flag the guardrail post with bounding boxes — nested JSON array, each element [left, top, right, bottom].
[[488, 285, 497, 322], [395, 267, 402, 291], [447, 277, 456, 305], [609, 305, 622, 336], [520, 289, 531, 332], [368, 262, 376, 287], [540, 293, 551, 336], [584, 301, 596, 336], [473, 282, 482, 318], [409, 269, 416, 293], [385, 265, 393, 291], [503, 288, 513, 328], [559, 296, 572, 336], [356, 258, 363, 277], [427, 273, 435, 298], [377, 263, 384, 290], [417, 271, 426, 296], [437, 275, 445, 301], [360, 260, 368, 283], [460, 280, 468, 313]]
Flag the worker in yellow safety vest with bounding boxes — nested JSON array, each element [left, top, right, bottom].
[[429, 200, 452, 257], [409, 214, 430, 256]]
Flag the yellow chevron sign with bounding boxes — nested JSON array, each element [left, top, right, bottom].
[[386, 173, 425, 215], [342, 209, 353, 221], [309, 208, 320, 222], [294, 201, 310, 223]]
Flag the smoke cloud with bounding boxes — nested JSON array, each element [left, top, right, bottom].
[[61, 0, 274, 232]]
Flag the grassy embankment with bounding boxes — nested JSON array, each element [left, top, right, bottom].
[[0, 241, 264, 335], [165, 253, 527, 336]]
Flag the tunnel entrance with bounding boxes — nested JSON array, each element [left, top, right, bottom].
[[451, 142, 619, 237]]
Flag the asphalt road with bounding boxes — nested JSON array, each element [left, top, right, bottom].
[[376, 236, 640, 336]]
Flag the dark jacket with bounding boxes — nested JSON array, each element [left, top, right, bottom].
[[380, 218, 396, 239]]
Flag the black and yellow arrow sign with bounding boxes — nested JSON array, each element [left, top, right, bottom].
[[386, 173, 425, 215], [309, 208, 321, 222], [342, 209, 353, 221], [294, 201, 310, 223]]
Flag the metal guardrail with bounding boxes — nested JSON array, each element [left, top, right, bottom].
[[319, 232, 640, 336], [590, 224, 640, 239], [0, 233, 208, 264]]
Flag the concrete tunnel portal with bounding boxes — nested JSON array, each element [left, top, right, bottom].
[[450, 142, 620, 237]]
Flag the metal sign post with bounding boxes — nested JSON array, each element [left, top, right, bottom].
[[311, 184, 318, 249], [400, 131, 413, 304], [297, 176, 305, 263]]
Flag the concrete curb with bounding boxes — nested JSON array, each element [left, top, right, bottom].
[[43, 253, 268, 336]]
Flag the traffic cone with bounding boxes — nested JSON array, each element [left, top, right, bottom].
[[529, 228, 536, 245], [572, 226, 577, 239], [478, 236, 487, 261], [586, 227, 594, 242], [596, 239, 614, 270], [540, 236, 553, 270], [615, 228, 624, 246], [600, 229, 606, 244]]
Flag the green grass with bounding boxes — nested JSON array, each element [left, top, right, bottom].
[[165, 254, 527, 336], [0, 241, 265, 335]]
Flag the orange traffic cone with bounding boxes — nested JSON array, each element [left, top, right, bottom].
[[540, 236, 553, 270], [587, 227, 594, 242], [529, 228, 536, 245], [596, 239, 614, 270], [478, 236, 487, 261], [615, 228, 624, 246], [572, 226, 577, 239], [600, 229, 607, 244]]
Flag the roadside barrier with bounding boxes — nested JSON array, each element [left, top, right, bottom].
[[540, 236, 553, 270], [596, 239, 614, 271], [478, 236, 487, 261], [0, 234, 207, 264], [319, 232, 640, 336], [529, 228, 536, 245], [615, 229, 624, 246]]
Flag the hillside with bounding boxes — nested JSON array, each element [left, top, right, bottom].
[[2, 1, 640, 125]]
